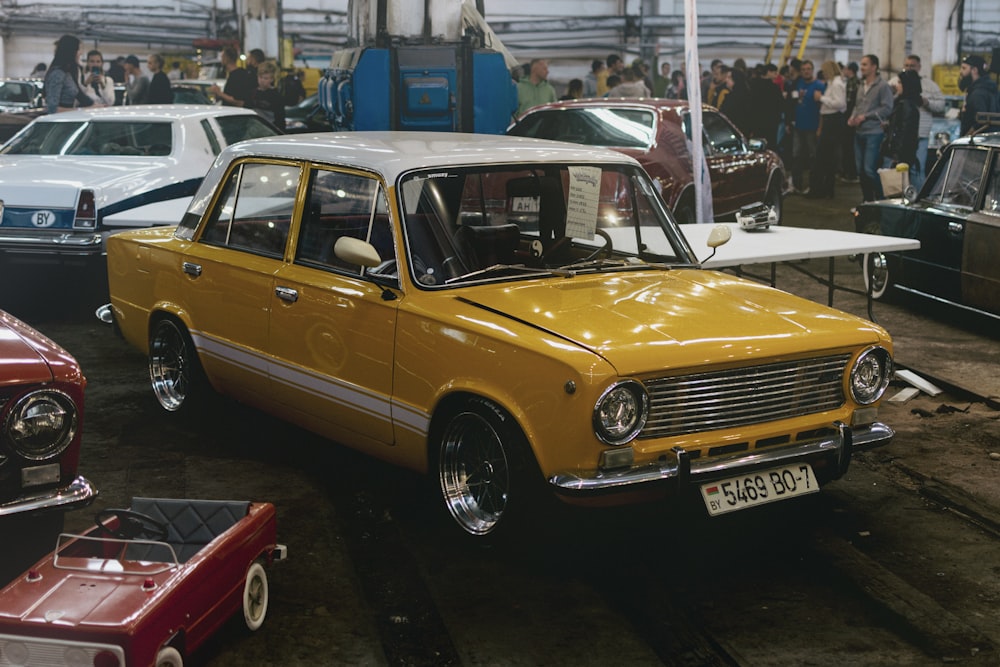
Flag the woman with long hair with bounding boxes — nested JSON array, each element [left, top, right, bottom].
[[882, 69, 922, 173], [808, 60, 847, 198], [44, 35, 86, 113]]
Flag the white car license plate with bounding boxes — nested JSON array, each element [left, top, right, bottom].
[[700, 463, 818, 516]]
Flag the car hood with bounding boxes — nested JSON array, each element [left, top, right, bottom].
[[2, 571, 173, 629], [0, 311, 65, 385], [458, 269, 886, 375], [0, 155, 196, 208]]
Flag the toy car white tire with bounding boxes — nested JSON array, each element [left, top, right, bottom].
[[243, 561, 269, 631], [156, 646, 183, 667]]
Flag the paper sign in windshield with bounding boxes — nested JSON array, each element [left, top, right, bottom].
[[566, 166, 601, 239]]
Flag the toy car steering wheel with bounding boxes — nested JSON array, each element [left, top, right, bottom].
[[94, 508, 169, 541]]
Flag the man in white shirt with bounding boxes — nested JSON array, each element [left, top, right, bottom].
[[79, 50, 116, 106], [889, 54, 945, 190]]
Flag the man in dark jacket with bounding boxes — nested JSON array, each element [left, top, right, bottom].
[[959, 55, 999, 136]]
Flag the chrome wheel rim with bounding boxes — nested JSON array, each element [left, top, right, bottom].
[[866, 252, 889, 298], [149, 322, 189, 412], [439, 412, 510, 536]]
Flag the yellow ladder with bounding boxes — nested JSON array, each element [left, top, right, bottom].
[[764, 0, 821, 64]]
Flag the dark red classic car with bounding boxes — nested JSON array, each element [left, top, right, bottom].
[[0, 498, 286, 666], [508, 98, 785, 224], [0, 309, 96, 520]]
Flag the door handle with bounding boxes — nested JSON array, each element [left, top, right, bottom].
[[182, 262, 202, 277], [947, 221, 963, 234], [275, 286, 298, 303]]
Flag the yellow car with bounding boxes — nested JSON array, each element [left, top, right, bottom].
[[104, 132, 894, 540]]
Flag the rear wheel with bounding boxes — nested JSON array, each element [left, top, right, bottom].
[[436, 398, 541, 540], [148, 318, 207, 413], [243, 562, 269, 631], [763, 176, 784, 225]]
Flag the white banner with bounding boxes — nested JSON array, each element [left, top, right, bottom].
[[683, 0, 714, 223]]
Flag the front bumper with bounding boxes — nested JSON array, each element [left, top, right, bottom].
[[0, 476, 98, 518], [0, 231, 104, 256], [549, 421, 893, 495]]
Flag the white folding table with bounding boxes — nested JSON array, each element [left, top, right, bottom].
[[680, 223, 921, 320]]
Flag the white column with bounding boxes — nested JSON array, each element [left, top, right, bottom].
[[863, 0, 907, 78]]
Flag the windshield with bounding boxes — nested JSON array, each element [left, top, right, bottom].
[[1, 120, 173, 156], [398, 163, 694, 287], [509, 108, 655, 148]]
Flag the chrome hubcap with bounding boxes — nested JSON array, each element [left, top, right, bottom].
[[439, 412, 510, 536]]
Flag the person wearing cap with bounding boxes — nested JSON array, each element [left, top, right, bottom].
[[959, 55, 999, 136], [123, 55, 149, 105]]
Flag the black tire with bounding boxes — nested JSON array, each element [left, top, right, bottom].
[[673, 193, 697, 224], [763, 176, 784, 225], [434, 398, 543, 541], [863, 251, 893, 300], [148, 317, 208, 413]]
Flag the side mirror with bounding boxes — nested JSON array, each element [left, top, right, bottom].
[[707, 224, 732, 248], [334, 236, 381, 267], [901, 184, 918, 205], [748, 138, 767, 151]]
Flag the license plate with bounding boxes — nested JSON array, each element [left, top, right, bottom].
[[22, 463, 60, 487], [700, 463, 818, 516]]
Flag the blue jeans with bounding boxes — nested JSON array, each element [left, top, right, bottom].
[[855, 131, 884, 201]]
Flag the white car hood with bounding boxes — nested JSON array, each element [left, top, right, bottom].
[[0, 155, 194, 209]]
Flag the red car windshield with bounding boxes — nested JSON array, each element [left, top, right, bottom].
[[510, 107, 655, 148]]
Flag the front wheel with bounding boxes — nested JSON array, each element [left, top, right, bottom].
[[155, 647, 183, 667], [863, 252, 892, 300], [673, 194, 697, 224], [148, 318, 207, 413], [436, 399, 540, 539]]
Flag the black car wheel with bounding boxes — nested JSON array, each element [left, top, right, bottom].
[[863, 251, 892, 300], [764, 176, 784, 225]]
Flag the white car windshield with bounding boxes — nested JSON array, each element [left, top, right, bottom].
[[397, 163, 695, 287], [1, 120, 173, 156]]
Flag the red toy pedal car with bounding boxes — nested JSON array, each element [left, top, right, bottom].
[[0, 497, 286, 666]]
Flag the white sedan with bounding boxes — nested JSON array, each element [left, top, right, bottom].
[[0, 105, 280, 258]]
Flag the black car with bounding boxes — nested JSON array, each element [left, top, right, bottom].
[[854, 117, 1000, 319], [284, 93, 332, 133]]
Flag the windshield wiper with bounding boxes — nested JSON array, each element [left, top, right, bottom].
[[444, 264, 573, 284], [554, 257, 671, 273]]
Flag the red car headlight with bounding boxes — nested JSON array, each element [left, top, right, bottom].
[[3, 389, 79, 460]]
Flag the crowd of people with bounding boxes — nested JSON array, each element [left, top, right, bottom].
[[39, 35, 307, 131], [516, 50, 999, 204]]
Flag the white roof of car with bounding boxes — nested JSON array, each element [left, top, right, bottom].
[[29, 105, 258, 122], [220, 132, 641, 182]]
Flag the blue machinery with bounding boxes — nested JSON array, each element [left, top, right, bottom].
[[319, 6, 517, 134]]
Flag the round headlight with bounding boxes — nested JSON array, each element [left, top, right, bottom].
[[593, 380, 648, 445], [4, 389, 78, 460], [850, 347, 893, 405]]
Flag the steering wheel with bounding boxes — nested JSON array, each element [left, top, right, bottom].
[[95, 508, 169, 541], [581, 229, 613, 261]]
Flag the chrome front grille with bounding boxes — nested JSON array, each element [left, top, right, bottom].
[[640, 354, 850, 439]]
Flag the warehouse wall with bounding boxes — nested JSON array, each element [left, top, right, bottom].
[[1, 0, 997, 80]]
